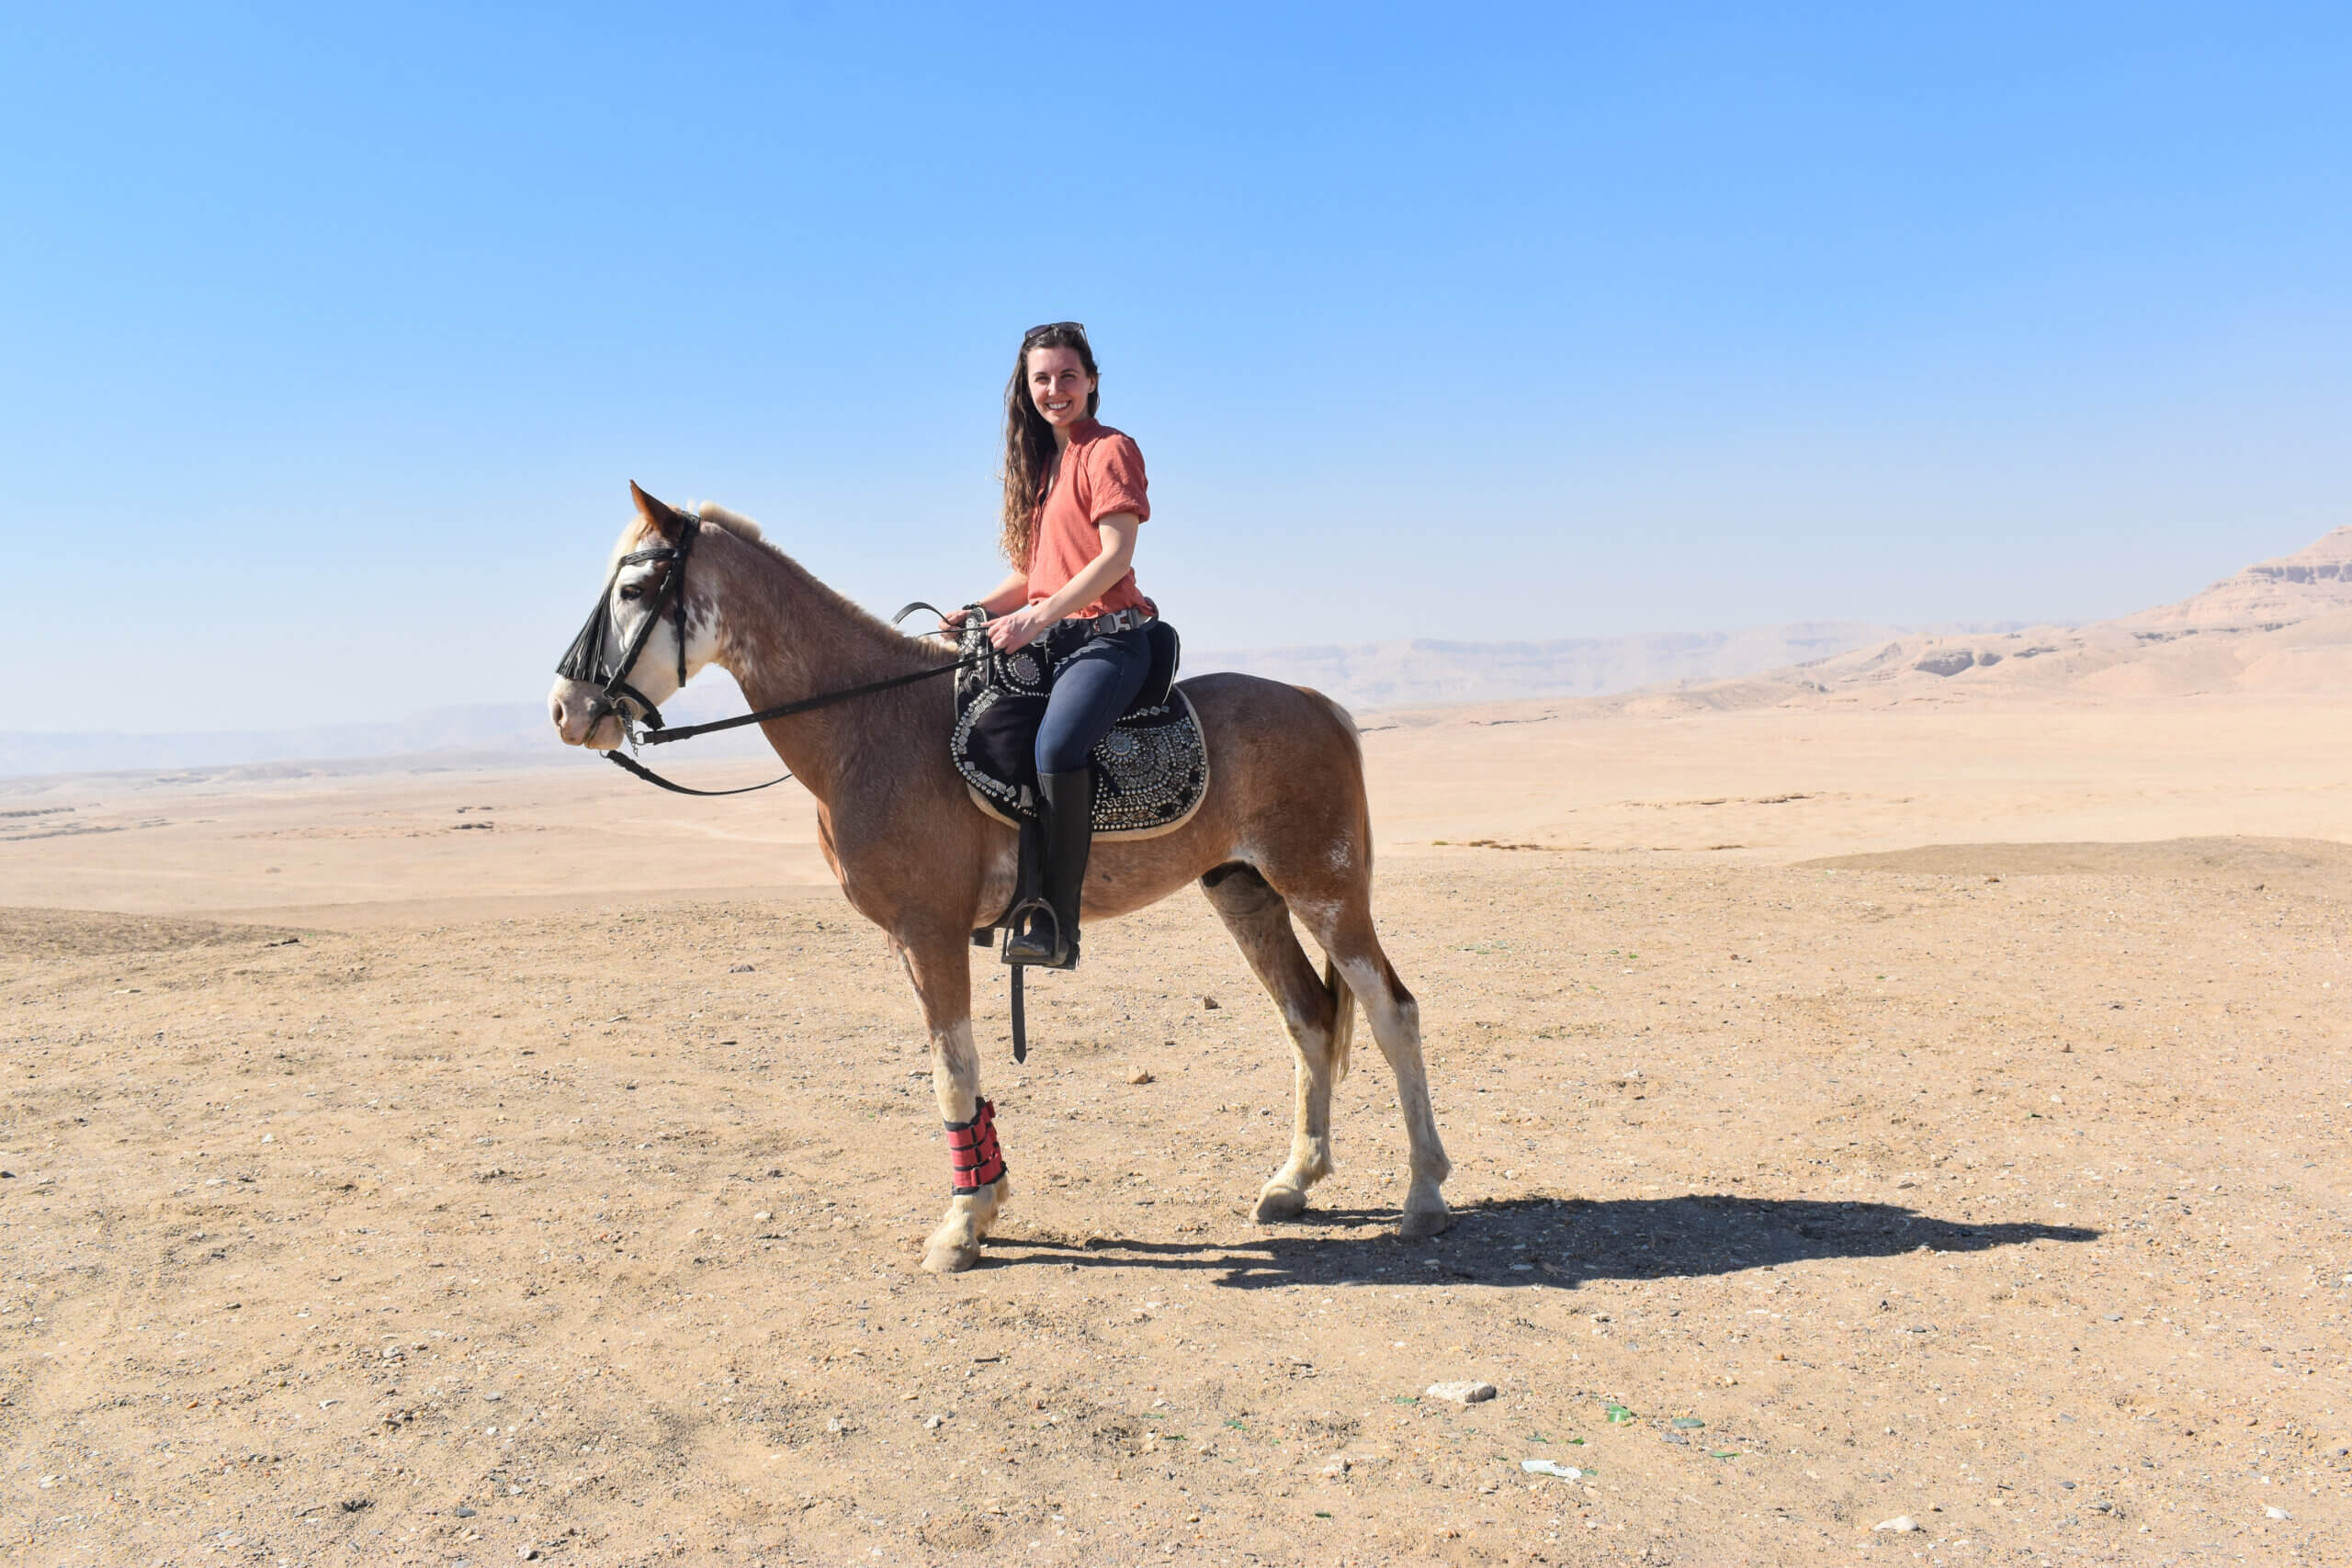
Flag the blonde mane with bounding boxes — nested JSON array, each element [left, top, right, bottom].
[[675, 500, 928, 653], [688, 501, 763, 542]]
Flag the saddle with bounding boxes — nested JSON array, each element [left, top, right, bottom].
[[951, 612, 1209, 1064], [951, 615, 1210, 839]]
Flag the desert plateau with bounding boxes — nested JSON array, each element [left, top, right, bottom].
[[5, 532, 2350, 1567]]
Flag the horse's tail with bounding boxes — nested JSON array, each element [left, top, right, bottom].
[[1324, 954, 1356, 1087], [1298, 684, 1365, 1086]]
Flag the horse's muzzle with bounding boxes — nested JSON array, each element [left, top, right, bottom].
[[548, 678, 624, 750]]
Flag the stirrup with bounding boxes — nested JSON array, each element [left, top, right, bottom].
[[1000, 896, 1079, 970]]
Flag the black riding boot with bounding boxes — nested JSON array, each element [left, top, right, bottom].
[[1001, 767, 1095, 970]]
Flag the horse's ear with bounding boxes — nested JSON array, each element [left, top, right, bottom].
[[629, 480, 686, 540]]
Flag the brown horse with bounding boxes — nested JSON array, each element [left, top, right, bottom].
[[548, 485, 1451, 1271]]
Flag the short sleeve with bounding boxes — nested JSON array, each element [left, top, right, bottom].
[[1083, 433, 1150, 524]]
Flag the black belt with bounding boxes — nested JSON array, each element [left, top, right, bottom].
[[1058, 606, 1152, 637]]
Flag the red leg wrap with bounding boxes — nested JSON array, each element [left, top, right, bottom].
[[944, 1098, 1005, 1194]]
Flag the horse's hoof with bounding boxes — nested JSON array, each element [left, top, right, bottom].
[[1253, 1185, 1309, 1224], [1397, 1205, 1454, 1240], [922, 1239, 981, 1274]]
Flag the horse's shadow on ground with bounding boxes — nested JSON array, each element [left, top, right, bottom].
[[988, 1194, 2097, 1290]]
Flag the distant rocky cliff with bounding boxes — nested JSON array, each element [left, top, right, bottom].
[[1588, 525, 2352, 715], [2123, 526, 2352, 629], [1182, 530, 2352, 716]]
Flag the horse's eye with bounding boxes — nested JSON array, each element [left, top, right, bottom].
[[618, 584, 642, 602]]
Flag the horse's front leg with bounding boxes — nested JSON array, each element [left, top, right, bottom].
[[895, 927, 1006, 1274]]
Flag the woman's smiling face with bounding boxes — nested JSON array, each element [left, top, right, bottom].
[[1026, 344, 1095, 432]]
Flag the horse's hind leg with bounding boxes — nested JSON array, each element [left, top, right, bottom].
[[894, 927, 1006, 1274], [1200, 863, 1341, 1223], [1295, 897, 1453, 1240]]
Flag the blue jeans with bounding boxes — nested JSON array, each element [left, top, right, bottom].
[[1035, 626, 1152, 775]]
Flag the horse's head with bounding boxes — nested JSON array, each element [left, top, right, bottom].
[[548, 482, 732, 750]]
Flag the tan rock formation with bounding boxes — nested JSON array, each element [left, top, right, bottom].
[[2122, 525, 2352, 629], [1398, 524, 2352, 719]]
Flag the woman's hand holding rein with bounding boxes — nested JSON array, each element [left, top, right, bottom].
[[985, 604, 1054, 651], [942, 570, 1035, 633]]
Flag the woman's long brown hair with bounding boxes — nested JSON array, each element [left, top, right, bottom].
[[999, 323, 1100, 568]]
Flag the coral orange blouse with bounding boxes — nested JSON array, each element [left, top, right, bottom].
[[1024, 417, 1153, 621]]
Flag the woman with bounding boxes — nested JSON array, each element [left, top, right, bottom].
[[954, 321, 1157, 969]]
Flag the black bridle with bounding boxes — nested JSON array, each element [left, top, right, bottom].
[[557, 517, 976, 797], [556, 513, 703, 739]]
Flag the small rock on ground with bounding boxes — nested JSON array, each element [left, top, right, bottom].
[[1874, 1516, 1920, 1532], [1427, 1381, 1497, 1404]]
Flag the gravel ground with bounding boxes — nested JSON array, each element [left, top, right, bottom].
[[3, 841, 2347, 1565]]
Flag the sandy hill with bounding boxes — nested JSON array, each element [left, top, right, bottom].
[[1555, 525, 2352, 716], [2125, 525, 2352, 628]]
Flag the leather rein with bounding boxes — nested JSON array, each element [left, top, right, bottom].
[[557, 513, 974, 797]]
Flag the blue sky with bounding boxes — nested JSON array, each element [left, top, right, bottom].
[[6, 3, 2348, 731]]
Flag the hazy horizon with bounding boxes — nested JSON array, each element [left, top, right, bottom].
[[6, 611, 2040, 776]]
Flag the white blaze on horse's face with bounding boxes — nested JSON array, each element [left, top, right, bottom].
[[546, 520, 721, 751]]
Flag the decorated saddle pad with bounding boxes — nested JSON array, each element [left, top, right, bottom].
[[952, 618, 1209, 839]]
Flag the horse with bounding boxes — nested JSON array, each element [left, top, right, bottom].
[[548, 484, 1452, 1272]]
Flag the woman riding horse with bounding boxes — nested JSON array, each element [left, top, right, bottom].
[[947, 322, 1155, 971], [547, 328, 1454, 1269]]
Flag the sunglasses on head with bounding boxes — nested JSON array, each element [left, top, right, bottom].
[[1023, 320, 1087, 343]]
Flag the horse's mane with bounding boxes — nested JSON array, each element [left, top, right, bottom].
[[684, 500, 944, 660], [689, 501, 764, 542]]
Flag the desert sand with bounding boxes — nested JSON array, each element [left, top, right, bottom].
[[5, 536, 2350, 1566]]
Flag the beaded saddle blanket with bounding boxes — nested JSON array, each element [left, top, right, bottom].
[[951, 617, 1210, 840]]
